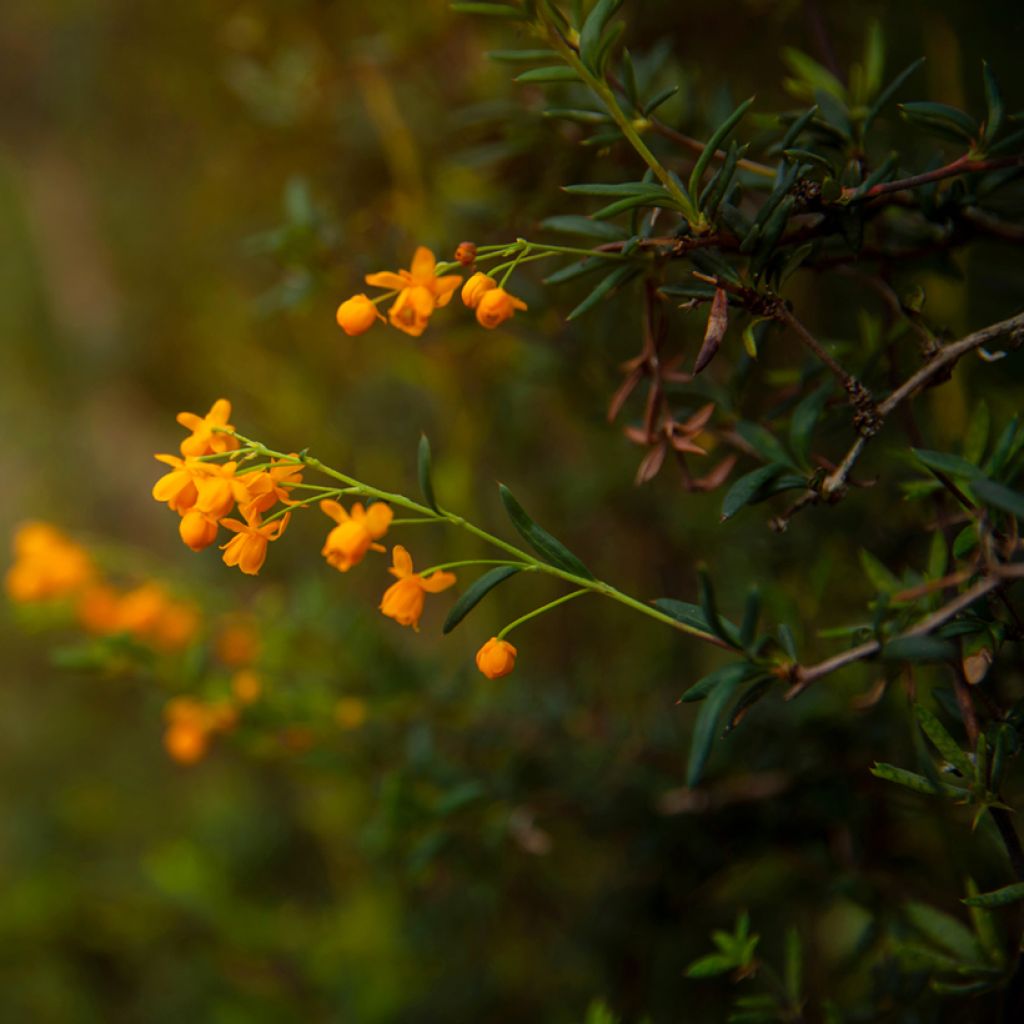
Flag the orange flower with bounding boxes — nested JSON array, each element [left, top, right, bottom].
[[5, 522, 94, 602], [176, 398, 240, 457], [386, 285, 435, 338], [379, 545, 456, 631], [365, 246, 461, 337], [320, 499, 393, 572], [337, 294, 383, 336], [241, 458, 303, 517], [220, 511, 290, 575], [152, 454, 210, 514], [461, 271, 497, 309], [476, 287, 528, 329], [475, 637, 518, 679], [193, 461, 253, 519], [179, 510, 219, 551]]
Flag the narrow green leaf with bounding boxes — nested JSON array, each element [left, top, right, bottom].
[[642, 84, 680, 117], [684, 953, 736, 978], [565, 265, 639, 320], [777, 623, 797, 661], [966, 878, 1006, 967], [915, 706, 974, 777], [686, 673, 741, 787], [544, 257, 606, 285], [563, 181, 665, 197], [736, 421, 797, 469], [417, 434, 439, 512], [688, 96, 755, 200], [953, 524, 978, 559], [515, 66, 580, 84], [779, 105, 818, 151], [906, 902, 983, 962], [782, 47, 846, 100], [678, 661, 755, 703], [721, 463, 788, 521], [698, 565, 732, 645], [579, 0, 625, 73], [487, 49, 558, 63], [883, 636, 957, 663], [726, 677, 774, 731], [789, 382, 832, 468], [982, 61, 1005, 145], [899, 101, 978, 142], [971, 478, 1024, 519], [700, 140, 743, 217], [859, 549, 901, 593], [864, 57, 925, 131], [913, 448, 981, 479], [450, 2, 529, 17], [591, 194, 680, 219], [442, 567, 521, 634], [542, 107, 611, 125], [870, 762, 969, 799], [538, 215, 628, 240], [654, 599, 741, 646], [984, 416, 1019, 476], [498, 484, 594, 578], [962, 883, 1024, 909]]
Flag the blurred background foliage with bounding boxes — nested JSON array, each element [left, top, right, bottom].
[[1, 0, 1022, 1020]]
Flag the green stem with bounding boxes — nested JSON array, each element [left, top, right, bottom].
[[421, 559, 530, 574], [543, 22, 697, 224], [498, 589, 590, 639], [224, 431, 723, 646]]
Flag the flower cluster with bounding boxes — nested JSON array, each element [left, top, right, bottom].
[[5, 522, 199, 652], [152, 399, 301, 575], [335, 245, 527, 338], [152, 402, 524, 678]]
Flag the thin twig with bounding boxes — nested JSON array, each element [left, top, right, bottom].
[[784, 565, 1024, 699]]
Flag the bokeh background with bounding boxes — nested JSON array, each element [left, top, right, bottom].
[[2, 1, 1023, 1020]]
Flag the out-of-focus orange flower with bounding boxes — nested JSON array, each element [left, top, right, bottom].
[[176, 399, 240, 457], [475, 637, 518, 679], [241, 459, 303, 517], [179, 510, 219, 551], [320, 500, 393, 572], [220, 511, 290, 575], [335, 696, 368, 730], [476, 287, 528, 329], [379, 545, 456, 631], [231, 669, 262, 704], [152, 601, 200, 651], [336, 294, 383, 336], [461, 271, 497, 309], [114, 583, 168, 638], [77, 584, 123, 635], [365, 246, 461, 337], [163, 697, 236, 764], [152, 454, 210, 514], [216, 618, 262, 666], [5, 522, 94, 602]]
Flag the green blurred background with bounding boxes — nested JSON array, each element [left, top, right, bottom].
[[1, 1, 1023, 1020]]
